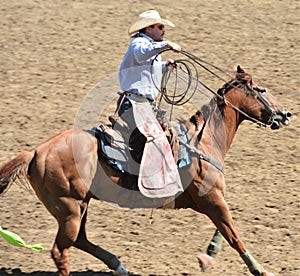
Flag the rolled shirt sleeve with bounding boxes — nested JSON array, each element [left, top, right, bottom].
[[133, 40, 169, 62], [119, 34, 170, 100]]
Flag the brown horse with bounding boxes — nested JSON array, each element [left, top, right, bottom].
[[0, 66, 291, 276]]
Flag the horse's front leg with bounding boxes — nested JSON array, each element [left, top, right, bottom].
[[199, 194, 274, 276], [192, 182, 273, 276]]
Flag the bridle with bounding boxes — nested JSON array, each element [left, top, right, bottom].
[[217, 76, 276, 127]]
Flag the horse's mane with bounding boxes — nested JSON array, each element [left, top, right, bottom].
[[217, 65, 253, 97], [189, 65, 253, 129]]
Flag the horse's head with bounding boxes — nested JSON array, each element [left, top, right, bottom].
[[217, 65, 291, 129]]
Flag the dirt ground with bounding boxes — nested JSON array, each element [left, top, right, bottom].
[[0, 0, 299, 275]]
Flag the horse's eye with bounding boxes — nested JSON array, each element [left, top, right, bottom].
[[260, 89, 267, 98], [260, 88, 266, 93], [254, 86, 267, 94]]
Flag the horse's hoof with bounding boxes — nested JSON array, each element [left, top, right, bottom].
[[113, 263, 128, 276], [197, 253, 214, 272]]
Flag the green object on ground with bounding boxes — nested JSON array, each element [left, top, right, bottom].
[[0, 226, 43, 252]]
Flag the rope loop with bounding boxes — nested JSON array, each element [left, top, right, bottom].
[[151, 49, 233, 108]]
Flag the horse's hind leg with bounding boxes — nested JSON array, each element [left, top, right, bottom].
[[50, 198, 82, 276], [74, 209, 128, 276], [51, 242, 71, 276], [198, 229, 223, 271]]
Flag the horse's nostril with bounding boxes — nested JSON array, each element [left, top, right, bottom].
[[286, 111, 292, 119]]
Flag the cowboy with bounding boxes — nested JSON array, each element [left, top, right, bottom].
[[114, 9, 183, 199], [118, 9, 181, 104]]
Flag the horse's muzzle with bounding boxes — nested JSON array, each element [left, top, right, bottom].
[[270, 110, 292, 129]]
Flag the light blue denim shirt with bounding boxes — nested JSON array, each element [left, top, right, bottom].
[[118, 33, 168, 100]]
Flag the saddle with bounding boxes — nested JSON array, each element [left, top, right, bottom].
[[88, 120, 189, 171], [87, 125, 129, 172], [87, 119, 180, 174], [87, 111, 205, 198]]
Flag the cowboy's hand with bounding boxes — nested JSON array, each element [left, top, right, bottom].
[[167, 41, 181, 52], [166, 59, 177, 70]]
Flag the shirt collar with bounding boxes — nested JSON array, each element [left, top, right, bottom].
[[136, 33, 154, 42]]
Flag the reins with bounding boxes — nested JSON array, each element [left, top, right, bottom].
[[152, 49, 271, 128]]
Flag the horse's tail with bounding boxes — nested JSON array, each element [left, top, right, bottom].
[[0, 151, 35, 195]]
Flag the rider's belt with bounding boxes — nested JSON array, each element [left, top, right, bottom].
[[124, 91, 154, 103]]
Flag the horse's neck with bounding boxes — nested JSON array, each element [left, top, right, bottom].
[[200, 102, 239, 162]]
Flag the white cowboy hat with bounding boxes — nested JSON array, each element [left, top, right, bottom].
[[128, 10, 175, 35]]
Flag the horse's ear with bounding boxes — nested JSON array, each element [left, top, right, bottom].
[[237, 65, 245, 73]]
